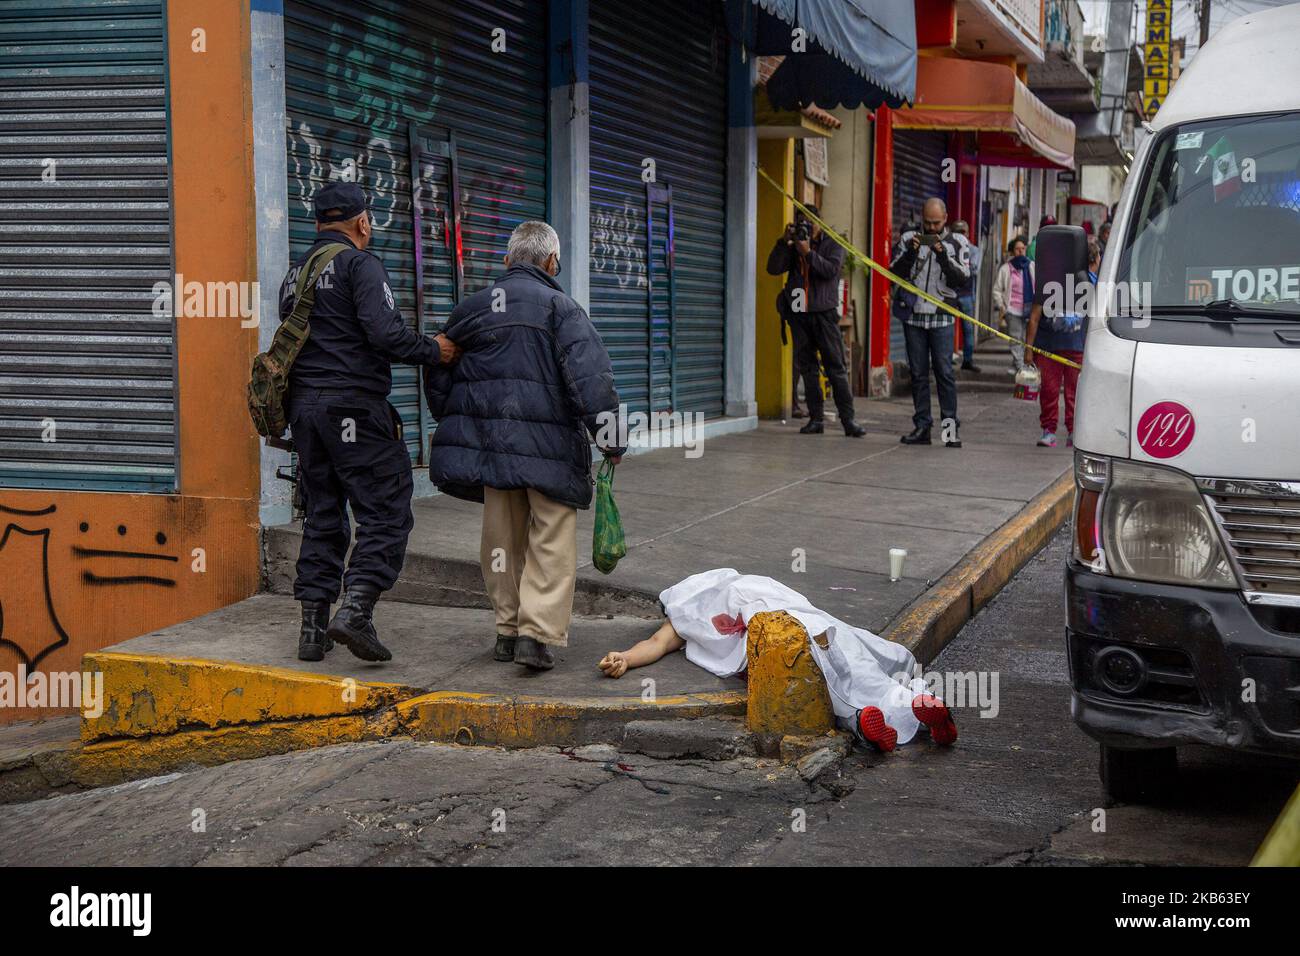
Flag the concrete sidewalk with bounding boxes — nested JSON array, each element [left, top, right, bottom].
[[268, 388, 1071, 633], [1, 379, 1074, 797]]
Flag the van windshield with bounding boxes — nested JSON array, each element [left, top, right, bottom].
[[1117, 112, 1300, 317]]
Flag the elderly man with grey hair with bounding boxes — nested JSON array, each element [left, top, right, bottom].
[[425, 221, 625, 671]]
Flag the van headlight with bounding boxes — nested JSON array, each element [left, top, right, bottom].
[[1074, 454, 1237, 588]]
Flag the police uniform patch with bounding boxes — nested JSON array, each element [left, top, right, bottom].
[[383, 282, 395, 310]]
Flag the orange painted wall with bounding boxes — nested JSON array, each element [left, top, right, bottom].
[[0, 1, 261, 723]]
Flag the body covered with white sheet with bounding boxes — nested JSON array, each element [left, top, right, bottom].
[[659, 568, 933, 744]]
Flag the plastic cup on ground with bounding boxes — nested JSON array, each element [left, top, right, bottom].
[[889, 548, 907, 582]]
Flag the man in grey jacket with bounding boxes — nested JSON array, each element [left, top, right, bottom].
[[889, 197, 971, 447]]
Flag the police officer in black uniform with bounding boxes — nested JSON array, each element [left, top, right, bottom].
[[281, 182, 459, 663]]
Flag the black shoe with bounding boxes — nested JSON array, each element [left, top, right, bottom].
[[942, 419, 962, 448], [799, 420, 824, 434], [297, 600, 331, 662], [960, 361, 981, 373], [493, 634, 517, 662], [900, 427, 931, 445], [842, 420, 866, 438], [513, 635, 555, 671], [326, 585, 392, 662]]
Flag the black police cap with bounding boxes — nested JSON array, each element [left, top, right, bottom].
[[313, 182, 369, 223]]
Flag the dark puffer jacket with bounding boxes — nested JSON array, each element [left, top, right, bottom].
[[425, 264, 624, 510]]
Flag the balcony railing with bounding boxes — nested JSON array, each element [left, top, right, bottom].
[[992, 0, 1043, 47]]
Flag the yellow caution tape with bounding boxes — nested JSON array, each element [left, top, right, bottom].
[[757, 166, 1083, 371]]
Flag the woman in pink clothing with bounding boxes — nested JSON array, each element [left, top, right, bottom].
[[991, 237, 1034, 376]]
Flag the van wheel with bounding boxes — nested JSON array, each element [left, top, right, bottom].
[[1099, 744, 1177, 803]]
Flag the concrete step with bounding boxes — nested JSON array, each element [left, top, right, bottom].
[[263, 524, 663, 619]]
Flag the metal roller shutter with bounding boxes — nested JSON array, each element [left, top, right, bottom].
[[892, 130, 948, 232], [589, 0, 727, 418], [890, 129, 949, 363], [0, 0, 175, 492], [284, 0, 547, 462]]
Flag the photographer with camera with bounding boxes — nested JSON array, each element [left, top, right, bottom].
[[765, 205, 865, 438], [890, 197, 971, 448]]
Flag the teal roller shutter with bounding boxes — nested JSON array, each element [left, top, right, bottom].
[[284, 0, 547, 462], [0, 0, 174, 492], [589, 0, 727, 418]]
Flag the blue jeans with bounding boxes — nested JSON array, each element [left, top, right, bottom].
[[957, 294, 976, 363], [903, 322, 958, 431]]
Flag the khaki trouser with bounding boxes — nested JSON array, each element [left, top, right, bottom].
[[480, 486, 578, 647]]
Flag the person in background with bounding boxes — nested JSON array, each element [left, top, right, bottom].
[[766, 205, 866, 438], [1098, 220, 1112, 262], [1023, 236, 1096, 448], [952, 220, 981, 373], [889, 198, 971, 448], [992, 236, 1033, 377], [1026, 214, 1056, 261]]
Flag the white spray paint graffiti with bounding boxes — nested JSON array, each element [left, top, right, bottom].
[[418, 161, 446, 243], [591, 198, 647, 289], [287, 16, 444, 228]]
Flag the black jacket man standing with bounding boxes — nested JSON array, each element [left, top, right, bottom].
[[766, 205, 864, 437]]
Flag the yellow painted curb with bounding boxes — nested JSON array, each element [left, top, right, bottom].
[[82, 651, 421, 742], [1253, 783, 1300, 866], [0, 712, 398, 803], [884, 469, 1074, 664], [397, 689, 747, 748]]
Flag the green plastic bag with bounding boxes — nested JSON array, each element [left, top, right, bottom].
[[592, 459, 627, 574]]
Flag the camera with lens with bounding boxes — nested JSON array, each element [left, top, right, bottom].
[[794, 221, 810, 242]]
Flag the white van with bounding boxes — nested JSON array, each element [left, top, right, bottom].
[[1045, 4, 1300, 801]]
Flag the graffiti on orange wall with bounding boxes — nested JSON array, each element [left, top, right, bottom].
[[0, 502, 70, 669], [0, 491, 258, 723]]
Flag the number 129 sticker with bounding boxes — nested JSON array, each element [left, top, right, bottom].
[[1137, 401, 1195, 458]]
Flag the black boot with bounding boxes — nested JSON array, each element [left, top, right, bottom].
[[513, 635, 555, 671], [493, 634, 517, 662], [900, 426, 932, 445], [326, 585, 392, 662], [297, 600, 331, 662], [842, 420, 866, 438], [799, 419, 824, 434]]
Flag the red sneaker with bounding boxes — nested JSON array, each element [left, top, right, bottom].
[[856, 706, 898, 752], [911, 694, 957, 746]]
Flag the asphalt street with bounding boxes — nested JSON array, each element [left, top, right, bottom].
[[3, 529, 1295, 866]]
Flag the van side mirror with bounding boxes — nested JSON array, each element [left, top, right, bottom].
[[1033, 225, 1089, 315]]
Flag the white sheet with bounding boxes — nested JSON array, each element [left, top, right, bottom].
[[659, 569, 932, 744]]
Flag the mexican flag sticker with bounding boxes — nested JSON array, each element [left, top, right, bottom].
[[1208, 136, 1242, 202]]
